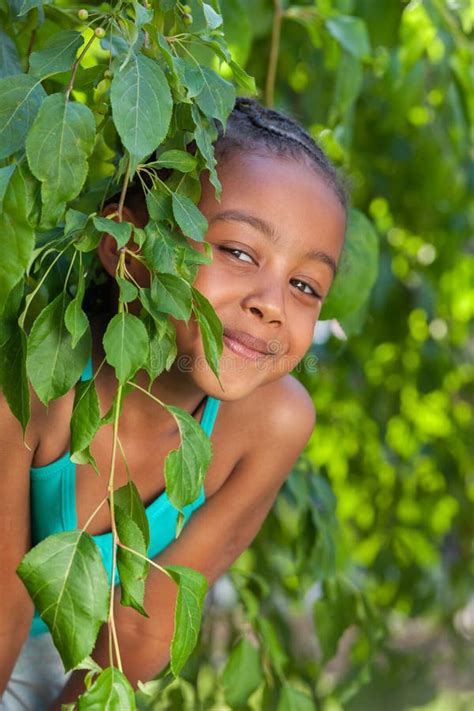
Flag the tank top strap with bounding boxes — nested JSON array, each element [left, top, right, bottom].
[[200, 396, 221, 437], [79, 356, 93, 382]]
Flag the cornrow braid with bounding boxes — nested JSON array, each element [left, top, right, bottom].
[[215, 97, 348, 211]]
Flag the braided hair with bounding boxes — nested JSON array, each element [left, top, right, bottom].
[[215, 97, 348, 212]]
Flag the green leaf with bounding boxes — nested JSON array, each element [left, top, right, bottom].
[[110, 53, 172, 163], [26, 93, 96, 226], [277, 684, 316, 711], [17, 530, 109, 671], [326, 16, 371, 59], [320, 209, 379, 321], [0, 74, 45, 159], [65, 261, 88, 348], [0, 164, 36, 310], [92, 216, 132, 249], [142, 221, 181, 274], [221, 638, 263, 708], [256, 617, 288, 677], [164, 404, 212, 511], [229, 59, 256, 94], [192, 287, 223, 384], [0, 164, 15, 207], [115, 504, 150, 616], [174, 57, 205, 98], [152, 149, 197, 172], [26, 292, 91, 404], [70, 379, 101, 456], [165, 565, 208, 676], [313, 578, 355, 663], [194, 65, 236, 126], [0, 327, 30, 434], [145, 188, 173, 222], [116, 276, 138, 303], [29, 30, 84, 78], [172, 192, 208, 242], [203, 3, 223, 29], [144, 315, 177, 383], [191, 104, 221, 195], [65, 209, 89, 237], [77, 667, 136, 710], [115, 480, 150, 550], [102, 312, 148, 384], [0, 29, 22, 78], [141, 274, 192, 322], [19, 0, 48, 15]]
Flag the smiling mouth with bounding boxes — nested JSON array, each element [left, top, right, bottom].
[[222, 329, 271, 360]]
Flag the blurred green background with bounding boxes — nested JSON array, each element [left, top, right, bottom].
[[138, 1, 473, 709]]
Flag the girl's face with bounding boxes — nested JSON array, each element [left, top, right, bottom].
[[171, 152, 346, 401]]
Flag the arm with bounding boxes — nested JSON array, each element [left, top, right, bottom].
[[0, 394, 40, 692], [52, 378, 316, 703]]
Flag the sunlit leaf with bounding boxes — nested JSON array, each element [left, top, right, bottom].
[[27, 292, 91, 404], [326, 15, 371, 59], [192, 287, 223, 384], [92, 216, 132, 249], [110, 53, 172, 163], [0, 164, 36, 311], [320, 209, 378, 321], [165, 564, 208, 676], [164, 405, 212, 512], [140, 274, 192, 322], [17, 531, 109, 671], [102, 312, 148, 385], [29, 30, 84, 78], [70, 379, 101, 456], [26, 93, 95, 225], [77, 667, 136, 710], [0, 74, 45, 159], [172, 192, 208, 242], [221, 638, 263, 708], [115, 504, 149, 616]]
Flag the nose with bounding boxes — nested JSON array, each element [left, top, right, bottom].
[[241, 280, 286, 325]]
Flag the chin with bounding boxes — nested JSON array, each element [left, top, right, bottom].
[[195, 367, 264, 402]]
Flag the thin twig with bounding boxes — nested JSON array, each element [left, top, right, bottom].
[[117, 541, 173, 581], [107, 373, 124, 670], [83, 497, 108, 531], [65, 33, 96, 100], [118, 159, 131, 222], [265, 0, 283, 107]]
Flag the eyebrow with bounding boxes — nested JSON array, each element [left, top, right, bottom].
[[209, 209, 337, 278]]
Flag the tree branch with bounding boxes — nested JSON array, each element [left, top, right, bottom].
[[265, 0, 283, 107]]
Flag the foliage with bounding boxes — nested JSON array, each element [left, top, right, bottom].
[[0, 0, 471, 710]]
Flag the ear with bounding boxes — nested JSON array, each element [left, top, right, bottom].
[[96, 203, 141, 278]]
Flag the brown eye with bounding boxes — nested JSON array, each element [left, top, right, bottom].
[[219, 247, 254, 264], [290, 278, 321, 299]]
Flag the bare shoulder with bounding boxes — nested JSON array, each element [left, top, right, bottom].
[[211, 374, 316, 506], [233, 374, 316, 459]]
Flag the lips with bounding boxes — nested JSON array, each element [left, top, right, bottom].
[[223, 328, 272, 360]]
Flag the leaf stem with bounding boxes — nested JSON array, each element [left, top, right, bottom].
[[107, 382, 123, 670], [265, 0, 283, 107], [127, 380, 165, 408], [82, 497, 108, 531], [18, 240, 74, 329], [118, 159, 131, 222], [117, 541, 174, 581], [65, 33, 96, 100]]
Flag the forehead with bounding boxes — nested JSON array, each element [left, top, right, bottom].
[[199, 153, 346, 263]]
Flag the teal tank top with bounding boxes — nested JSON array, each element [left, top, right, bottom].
[[29, 361, 221, 636]]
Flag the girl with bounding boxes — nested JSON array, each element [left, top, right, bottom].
[[0, 98, 347, 709]]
